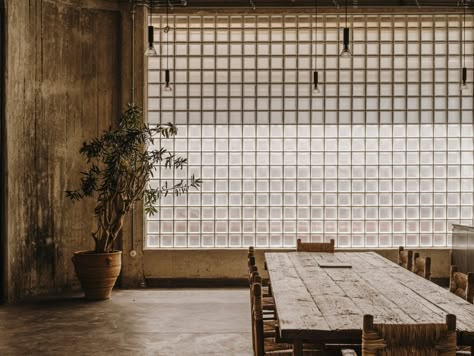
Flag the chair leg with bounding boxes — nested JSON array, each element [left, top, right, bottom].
[[293, 340, 303, 356]]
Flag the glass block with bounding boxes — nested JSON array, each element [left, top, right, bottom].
[[270, 235, 283, 247], [283, 235, 296, 248], [403, 234, 418, 246], [161, 221, 173, 233], [379, 234, 393, 247], [364, 235, 377, 247], [431, 220, 446, 235], [420, 234, 433, 247], [433, 234, 447, 247]]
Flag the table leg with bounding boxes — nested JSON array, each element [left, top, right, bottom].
[[293, 340, 303, 356]]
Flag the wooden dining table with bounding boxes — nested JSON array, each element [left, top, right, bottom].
[[265, 251, 474, 355]]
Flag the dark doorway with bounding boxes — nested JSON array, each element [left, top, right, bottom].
[[0, 0, 6, 303]]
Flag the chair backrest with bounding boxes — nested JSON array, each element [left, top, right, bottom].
[[296, 238, 335, 252], [248, 246, 257, 280], [249, 271, 263, 355], [450, 265, 474, 304], [413, 253, 431, 280], [248, 253, 255, 271], [398, 246, 413, 271], [362, 314, 456, 356], [248, 246, 255, 258], [252, 281, 265, 356]]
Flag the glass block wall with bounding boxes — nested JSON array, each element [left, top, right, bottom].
[[146, 13, 474, 248]]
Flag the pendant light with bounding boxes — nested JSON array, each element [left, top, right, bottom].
[[461, 1, 469, 92], [163, 1, 173, 92], [340, 0, 351, 58], [313, 0, 321, 95], [145, 0, 157, 57]]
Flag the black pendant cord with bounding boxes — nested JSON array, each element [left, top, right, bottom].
[[145, 0, 156, 56], [149, 0, 154, 44], [345, 0, 348, 28], [461, 0, 467, 87], [312, 0, 320, 92], [315, 0, 317, 70], [463, 0, 466, 68], [166, 1, 169, 70]]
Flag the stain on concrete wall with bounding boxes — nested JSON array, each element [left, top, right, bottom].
[[0, 0, 5, 303], [4, 0, 123, 301]]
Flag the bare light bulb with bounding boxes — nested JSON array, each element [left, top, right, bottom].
[[145, 44, 157, 57], [340, 27, 352, 58], [145, 25, 157, 57], [461, 67, 470, 92], [313, 71, 321, 95], [163, 69, 173, 92]]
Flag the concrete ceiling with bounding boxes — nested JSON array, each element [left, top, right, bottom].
[[126, 0, 473, 9]]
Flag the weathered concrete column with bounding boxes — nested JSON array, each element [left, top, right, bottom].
[[4, 0, 124, 301], [120, 4, 147, 288]]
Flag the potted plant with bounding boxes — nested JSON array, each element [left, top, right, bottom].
[[66, 104, 201, 300]]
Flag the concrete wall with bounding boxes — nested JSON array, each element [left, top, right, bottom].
[[4, 0, 127, 301], [0, 0, 5, 303], [119, 5, 147, 290], [143, 248, 452, 281]]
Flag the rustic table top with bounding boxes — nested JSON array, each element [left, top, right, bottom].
[[265, 251, 474, 344]]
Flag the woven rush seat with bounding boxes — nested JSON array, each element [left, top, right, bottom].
[[450, 265, 474, 304], [398, 246, 413, 271], [413, 252, 432, 280], [361, 314, 456, 356], [342, 314, 457, 355]]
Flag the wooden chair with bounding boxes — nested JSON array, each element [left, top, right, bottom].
[[250, 270, 275, 314], [250, 273, 279, 352], [297, 238, 335, 252], [248, 246, 272, 297], [249, 249, 327, 354], [398, 246, 413, 271], [357, 314, 457, 355], [252, 281, 322, 356], [248, 248, 276, 324], [413, 252, 432, 280], [450, 265, 474, 304]]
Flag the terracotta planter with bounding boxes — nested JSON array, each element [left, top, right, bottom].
[[72, 250, 122, 300]]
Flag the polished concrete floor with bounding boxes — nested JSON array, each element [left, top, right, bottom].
[[0, 289, 253, 356]]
